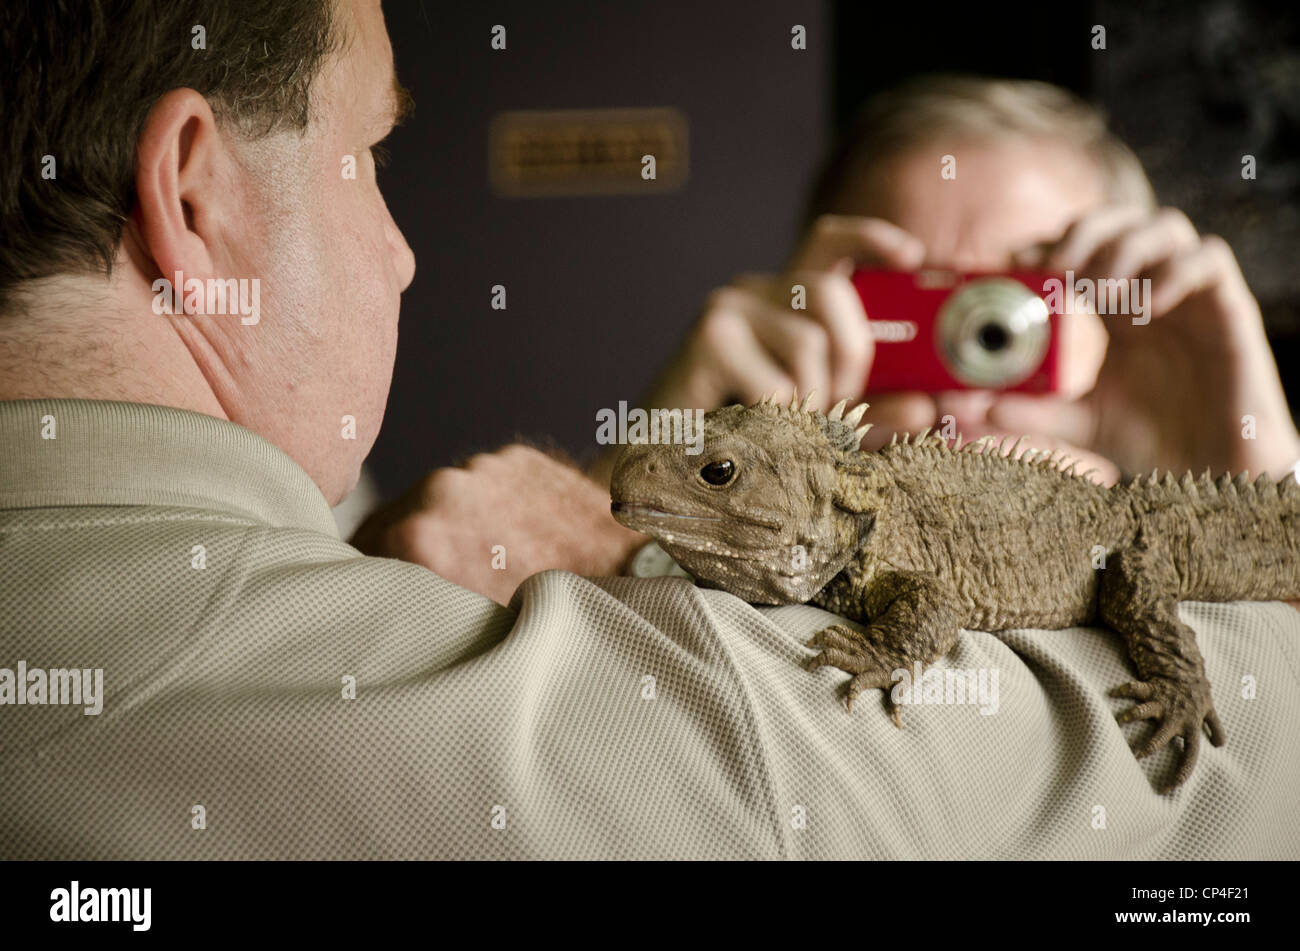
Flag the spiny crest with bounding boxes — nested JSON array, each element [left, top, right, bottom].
[[741, 397, 1300, 501], [882, 427, 1106, 483], [1128, 467, 1299, 502], [954, 433, 1082, 472], [749, 390, 872, 452], [750, 390, 1094, 479]]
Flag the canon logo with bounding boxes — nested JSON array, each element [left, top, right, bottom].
[[868, 319, 918, 342]]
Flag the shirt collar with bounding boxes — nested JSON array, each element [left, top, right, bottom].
[[0, 399, 340, 537]]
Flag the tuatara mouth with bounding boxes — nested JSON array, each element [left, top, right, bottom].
[[610, 501, 724, 524], [610, 500, 783, 532]]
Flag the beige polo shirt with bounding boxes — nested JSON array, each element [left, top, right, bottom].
[[2, 399, 1298, 859]]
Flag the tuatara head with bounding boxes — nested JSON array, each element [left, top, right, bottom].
[[610, 394, 888, 604]]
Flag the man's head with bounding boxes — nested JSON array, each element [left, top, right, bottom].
[[0, 0, 415, 504], [807, 74, 1157, 406], [807, 74, 1155, 271]]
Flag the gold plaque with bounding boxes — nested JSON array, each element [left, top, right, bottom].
[[489, 107, 689, 197]]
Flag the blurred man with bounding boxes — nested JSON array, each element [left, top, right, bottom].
[[627, 76, 1300, 488]]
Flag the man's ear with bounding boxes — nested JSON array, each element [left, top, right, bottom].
[[132, 88, 227, 284]]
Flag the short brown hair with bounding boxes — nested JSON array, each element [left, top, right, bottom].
[[805, 74, 1156, 226], [0, 0, 339, 314]]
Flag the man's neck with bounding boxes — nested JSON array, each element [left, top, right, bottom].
[[0, 268, 229, 421]]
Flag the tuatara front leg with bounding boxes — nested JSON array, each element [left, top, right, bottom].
[[807, 570, 961, 724], [1098, 530, 1226, 791]]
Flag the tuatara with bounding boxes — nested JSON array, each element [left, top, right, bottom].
[[609, 393, 1300, 790]]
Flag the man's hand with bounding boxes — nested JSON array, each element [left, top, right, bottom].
[[631, 215, 936, 448], [994, 206, 1300, 478], [351, 445, 647, 605]]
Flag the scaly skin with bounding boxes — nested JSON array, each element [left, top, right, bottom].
[[610, 394, 1300, 791]]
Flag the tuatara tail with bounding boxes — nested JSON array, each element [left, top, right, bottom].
[[1122, 469, 1300, 603]]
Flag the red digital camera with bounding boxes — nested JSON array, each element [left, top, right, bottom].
[[851, 269, 1065, 393]]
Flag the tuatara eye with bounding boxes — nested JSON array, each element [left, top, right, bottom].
[[700, 460, 735, 486]]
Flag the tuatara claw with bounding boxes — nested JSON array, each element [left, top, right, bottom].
[[806, 623, 903, 724], [1110, 674, 1225, 791]]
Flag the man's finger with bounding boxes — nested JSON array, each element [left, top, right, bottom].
[[790, 270, 873, 403], [1043, 205, 1150, 272], [1144, 235, 1242, 320], [696, 304, 797, 405], [987, 394, 1097, 448], [732, 273, 779, 297], [745, 304, 832, 409], [790, 215, 926, 273], [855, 392, 939, 451], [1081, 208, 1199, 285]]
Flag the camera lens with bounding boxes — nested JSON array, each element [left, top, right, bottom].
[[976, 322, 1009, 352], [936, 278, 1050, 387]]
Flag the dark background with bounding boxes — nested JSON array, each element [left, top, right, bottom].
[[371, 0, 828, 498], [367, 0, 1300, 500]]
